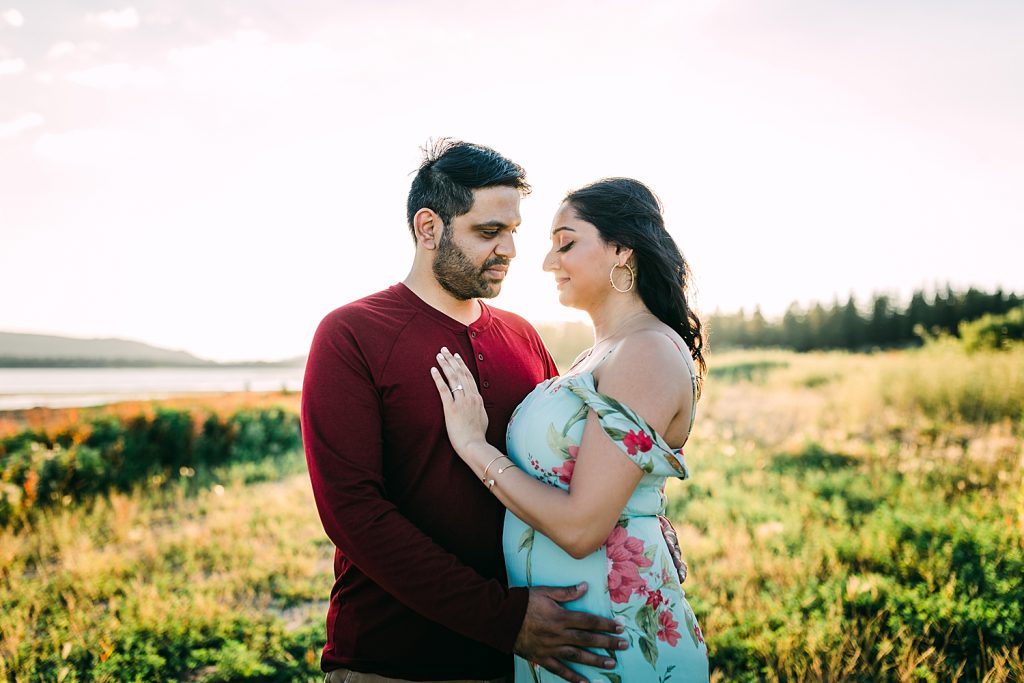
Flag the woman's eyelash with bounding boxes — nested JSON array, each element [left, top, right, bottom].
[[557, 241, 575, 253]]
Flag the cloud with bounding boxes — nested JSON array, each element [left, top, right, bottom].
[[166, 30, 343, 93], [33, 128, 149, 167], [87, 7, 139, 30], [47, 41, 76, 60], [2, 8, 23, 27], [0, 113, 43, 139], [66, 62, 163, 89], [0, 57, 25, 76]]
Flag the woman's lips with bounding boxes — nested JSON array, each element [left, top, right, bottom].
[[555, 277, 570, 288]]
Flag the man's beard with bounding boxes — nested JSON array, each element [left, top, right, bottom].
[[433, 228, 509, 301]]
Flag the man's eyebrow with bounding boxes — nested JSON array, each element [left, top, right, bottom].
[[473, 220, 516, 229], [550, 226, 576, 237]]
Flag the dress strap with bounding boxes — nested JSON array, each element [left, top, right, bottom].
[[568, 343, 617, 374]]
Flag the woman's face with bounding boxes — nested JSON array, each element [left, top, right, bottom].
[[543, 201, 621, 310]]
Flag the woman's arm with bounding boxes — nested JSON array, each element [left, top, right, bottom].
[[431, 333, 692, 559]]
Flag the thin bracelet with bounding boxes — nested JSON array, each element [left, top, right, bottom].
[[486, 463, 518, 490], [482, 455, 511, 482]]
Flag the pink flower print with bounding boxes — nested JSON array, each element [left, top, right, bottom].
[[693, 622, 705, 645], [657, 610, 681, 646], [552, 458, 576, 485], [551, 446, 580, 485], [645, 588, 665, 609], [605, 526, 653, 603], [623, 429, 654, 455]]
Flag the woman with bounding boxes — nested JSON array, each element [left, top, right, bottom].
[[430, 178, 709, 683]]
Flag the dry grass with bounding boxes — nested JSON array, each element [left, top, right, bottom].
[[0, 463, 327, 681]]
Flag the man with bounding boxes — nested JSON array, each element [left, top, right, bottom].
[[302, 140, 625, 683]]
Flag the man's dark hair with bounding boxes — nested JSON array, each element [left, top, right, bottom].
[[406, 139, 530, 238]]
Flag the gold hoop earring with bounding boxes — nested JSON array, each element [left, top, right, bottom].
[[609, 263, 635, 293]]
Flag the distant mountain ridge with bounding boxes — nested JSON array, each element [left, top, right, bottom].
[[0, 332, 304, 367]]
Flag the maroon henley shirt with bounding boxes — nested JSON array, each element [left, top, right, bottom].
[[302, 283, 558, 680]]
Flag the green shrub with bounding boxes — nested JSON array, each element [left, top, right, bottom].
[[195, 414, 235, 467], [1, 430, 45, 458], [0, 407, 303, 528], [229, 408, 301, 463], [9, 612, 321, 682], [959, 306, 1024, 352]]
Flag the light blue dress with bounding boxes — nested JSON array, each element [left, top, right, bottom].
[[503, 353, 709, 683]]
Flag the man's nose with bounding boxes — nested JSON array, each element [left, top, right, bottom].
[[495, 232, 516, 259]]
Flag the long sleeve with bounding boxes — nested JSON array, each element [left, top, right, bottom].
[[301, 313, 529, 654]]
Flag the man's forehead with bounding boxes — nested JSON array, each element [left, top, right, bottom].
[[466, 186, 522, 223], [471, 185, 522, 204]]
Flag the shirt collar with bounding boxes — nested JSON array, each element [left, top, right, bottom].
[[392, 282, 494, 334]]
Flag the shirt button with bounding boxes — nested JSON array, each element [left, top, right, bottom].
[[470, 331, 478, 338], [477, 353, 484, 361], [483, 380, 491, 388]]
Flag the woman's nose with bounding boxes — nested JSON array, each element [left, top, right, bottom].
[[542, 249, 557, 272]]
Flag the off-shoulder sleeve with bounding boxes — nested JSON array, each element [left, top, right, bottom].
[[563, 373, 690, 479]]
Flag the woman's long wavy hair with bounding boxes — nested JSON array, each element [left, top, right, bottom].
[[565, 178, 706, 396]]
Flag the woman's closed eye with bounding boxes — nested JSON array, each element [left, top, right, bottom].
[[556, 240, 575, 253]]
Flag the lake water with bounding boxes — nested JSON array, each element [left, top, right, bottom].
[[0, 367, 306, 410]]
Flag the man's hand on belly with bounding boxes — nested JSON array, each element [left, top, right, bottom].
[[514, 582, 628, 683]]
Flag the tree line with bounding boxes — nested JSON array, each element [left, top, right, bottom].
[[707, 286, 1023, 351]]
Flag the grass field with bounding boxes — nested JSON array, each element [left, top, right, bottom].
[[1, 349, 1022, 681], [677, 348, 1023, 681]]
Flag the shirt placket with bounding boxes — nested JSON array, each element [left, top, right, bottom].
[[468, 328, 492, 398]]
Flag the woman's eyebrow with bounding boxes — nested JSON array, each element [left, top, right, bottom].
[[550, 226, 576, 237]]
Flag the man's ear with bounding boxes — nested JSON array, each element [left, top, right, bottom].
[[413, 208, 442, 250]]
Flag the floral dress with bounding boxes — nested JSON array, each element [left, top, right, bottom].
[[503, 359, 709, 683]]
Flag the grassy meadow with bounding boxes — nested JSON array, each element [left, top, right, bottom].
[[675, 347, 1023, 681], [1, 348, 1022, 681]]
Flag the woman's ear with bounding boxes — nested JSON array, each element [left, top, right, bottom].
[[413, 208, 442, 250], [614, 245, 634, 266]]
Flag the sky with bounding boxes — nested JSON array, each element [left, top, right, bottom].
[[1, 0, 1022, 362]]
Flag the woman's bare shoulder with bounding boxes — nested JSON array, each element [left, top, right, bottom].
[[597, 328, 692, 392]]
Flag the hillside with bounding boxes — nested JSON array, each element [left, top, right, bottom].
[[0, 332, 309, 367]]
